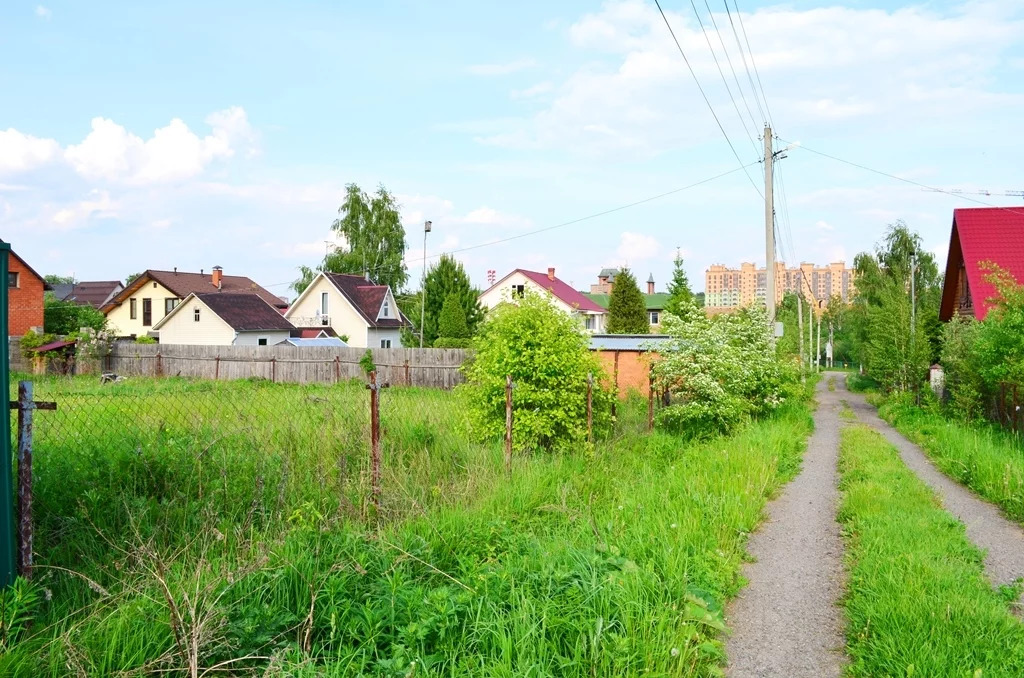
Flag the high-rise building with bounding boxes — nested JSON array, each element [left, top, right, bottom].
[[704, 261, 855, 313]]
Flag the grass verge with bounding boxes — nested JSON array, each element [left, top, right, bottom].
[[838, 424, 1024, 676], [2, 376, 813, 677], [878, 396, 1024, 524]]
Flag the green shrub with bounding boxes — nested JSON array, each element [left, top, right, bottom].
[[19, 329, 56, 360], [359, 349, 375, 375], [437, 293, 469, 339], [135, 335, 157, 345], [433, 337, 470, 349], [460, 291, 613, 451]]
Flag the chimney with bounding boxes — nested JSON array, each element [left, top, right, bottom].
[[547, 267, 556, 281], [647, 273, 655, 295], [212, 265, 223, 289], [173, 266, 177, 274]]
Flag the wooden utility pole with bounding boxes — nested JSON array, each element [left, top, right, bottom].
[[796, 283, 804, 377], [504, 375, 513, 474], [816, 304, 822, 372], [764, 126, 776, 324], [586, 372, 593, 444]]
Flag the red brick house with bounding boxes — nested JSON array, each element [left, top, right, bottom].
[[939, 207, 1024, 321], [7, 248, 50, 336]]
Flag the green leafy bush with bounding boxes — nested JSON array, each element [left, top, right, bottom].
[[359, 349, 376, 375], [433, 337, 470, 349], [434, 293, 471, 347], [460, 291, 613, 451], [135, 335, 157, 345], [19, 329, 56, 360], [653, 303, 798, 438], [43, 293, 106, 335]]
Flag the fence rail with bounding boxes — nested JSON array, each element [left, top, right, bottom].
[[100, 342, 468, 389]]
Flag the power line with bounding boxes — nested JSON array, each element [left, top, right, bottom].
[[722, 0, 766, 125], [704, 0, 760, 135], [652, 0, 764, 199], [731, 0, 774, 127], [778, 138, 1024, 217], [263, 161, 761, 289], [687, 0, 760, 157]]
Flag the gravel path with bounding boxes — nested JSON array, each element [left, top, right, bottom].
[[724, 377, 846, 677], [842, 375, 1024, 610]]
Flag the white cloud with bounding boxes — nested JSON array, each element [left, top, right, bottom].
[[64, 106, 255, 184], [616, 231, 660, 262], [49, 190, 118, 230], [0, 129, 60, 174], [469, 1, 1024, 158], [467, 58, 537, 76], [35, 5, 51, 19], [511, 82, 554, 99], [815, 220, 834, 231]]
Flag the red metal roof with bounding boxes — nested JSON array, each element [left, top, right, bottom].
[[518, 269, 606, 313], [940, 207, 1024, 321], [323, 273, 409, 328]]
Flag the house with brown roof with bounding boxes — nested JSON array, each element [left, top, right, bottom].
[[152, 293, 295, 346], [6, 246, 51, 337], [479, 267, 607, 332], [56, 280, 125, 309], [102, 267, 286, 337], [284, 272, 410, 348], [939, 207, 1024, 321]]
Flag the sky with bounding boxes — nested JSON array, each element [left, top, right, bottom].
[[2, 0, 1023, 298]]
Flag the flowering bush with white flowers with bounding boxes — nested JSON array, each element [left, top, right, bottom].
[[652, 302, 799, 438]]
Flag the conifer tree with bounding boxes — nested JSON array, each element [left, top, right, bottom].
[[664, 252, 694, 316], [606, 268, 649, 334]]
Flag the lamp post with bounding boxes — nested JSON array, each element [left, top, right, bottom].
[[420, 221, 431, 348]]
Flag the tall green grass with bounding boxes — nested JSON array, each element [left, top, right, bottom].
[[2, 376, 813, 676], [878, 396, 1024, 524], [838, 425, 1024, 676]]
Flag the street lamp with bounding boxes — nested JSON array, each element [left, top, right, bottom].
[[420, 221, 432, 348]]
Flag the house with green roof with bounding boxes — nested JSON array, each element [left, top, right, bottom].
[[584, 270, 669, 332]]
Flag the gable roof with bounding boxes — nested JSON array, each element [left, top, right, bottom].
[[321, 273, 409, 327], [514, 269, 606, 313], [155, 293, 294, 332], [939, 207, 1024, 321], [63, 281, 124, 308], [5, 247, 52, 290], [102, 269, 285, 313], [585, 292, 669, 311], [597, 268, 619, 280]]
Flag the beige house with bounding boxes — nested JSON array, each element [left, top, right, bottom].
[[102, 267, 287, 337], [478, 267, 607, 332], [152, 293, 294, 346], [284, 272, 410, 348]]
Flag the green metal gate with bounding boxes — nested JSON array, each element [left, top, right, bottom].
[[1, 240, 14, 587]]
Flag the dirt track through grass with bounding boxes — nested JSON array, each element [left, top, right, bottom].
[[841, 375, 1024, 613], [724, 378, 846, 677]]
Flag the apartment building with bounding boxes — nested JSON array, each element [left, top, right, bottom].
[[705, 261, 855, 313]]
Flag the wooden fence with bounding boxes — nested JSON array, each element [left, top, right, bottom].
[[102, 342, 468, 389]]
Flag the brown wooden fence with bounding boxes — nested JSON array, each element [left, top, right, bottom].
[[101, 342, 468, 389]]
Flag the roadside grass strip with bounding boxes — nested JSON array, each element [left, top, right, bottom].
[[838, 425, 1024, 677], [879, 399, 1024, 524]]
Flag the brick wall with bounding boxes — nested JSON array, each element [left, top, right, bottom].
[[8, 251, 46, 336], [594, 349, 657, 398]]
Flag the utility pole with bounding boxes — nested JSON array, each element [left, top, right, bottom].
[[909, 252, 917, 354], [764, 125, 776, 324], [796, 277, 804, 378], [817, 302, 822, 372], [419, 221, 431, 349]]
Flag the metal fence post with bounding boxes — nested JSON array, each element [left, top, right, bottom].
[[367, 371, 382, 509], [505, 375, 513, 475], [0, 241, 13, 587], [16, 382, 34, 579]]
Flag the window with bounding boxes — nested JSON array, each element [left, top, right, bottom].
[[130, 298, 137, 320], [258, 337, 268, 346], [164, 298, 178, 315], [584, 315, 596, 331], [382, 299, 390, 317], [7, 272, 18, 288], [380, 339, 392, 348], [649, 311, 660, 325], [320, 291, 329, 315], [142, 298, 152, 326], [511, 284, 525, 299], [193, 307, 200, 322]]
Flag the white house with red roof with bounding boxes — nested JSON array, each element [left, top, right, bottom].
[[284, 272, 410, 348], [939, 207, 1024, 321], [478, 267, 607, 332]]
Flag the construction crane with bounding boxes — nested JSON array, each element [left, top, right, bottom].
[[922, 188, 1024, 197]]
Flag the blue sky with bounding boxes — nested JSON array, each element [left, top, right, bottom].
[[2, 0, 1023, 297]]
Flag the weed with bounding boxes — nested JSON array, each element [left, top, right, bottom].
[[838, 425, 1024, 675]]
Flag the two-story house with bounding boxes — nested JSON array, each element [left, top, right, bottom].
[[478, 268, 607, 332], [101, 267, 286, 337], [284, 272, 410, 348], [5, 245, 50, 336]]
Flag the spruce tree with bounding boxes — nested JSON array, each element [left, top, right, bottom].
[[606, 268, 649, 334], [664, 252, 694, 316], [437, 293, 470, 339]]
